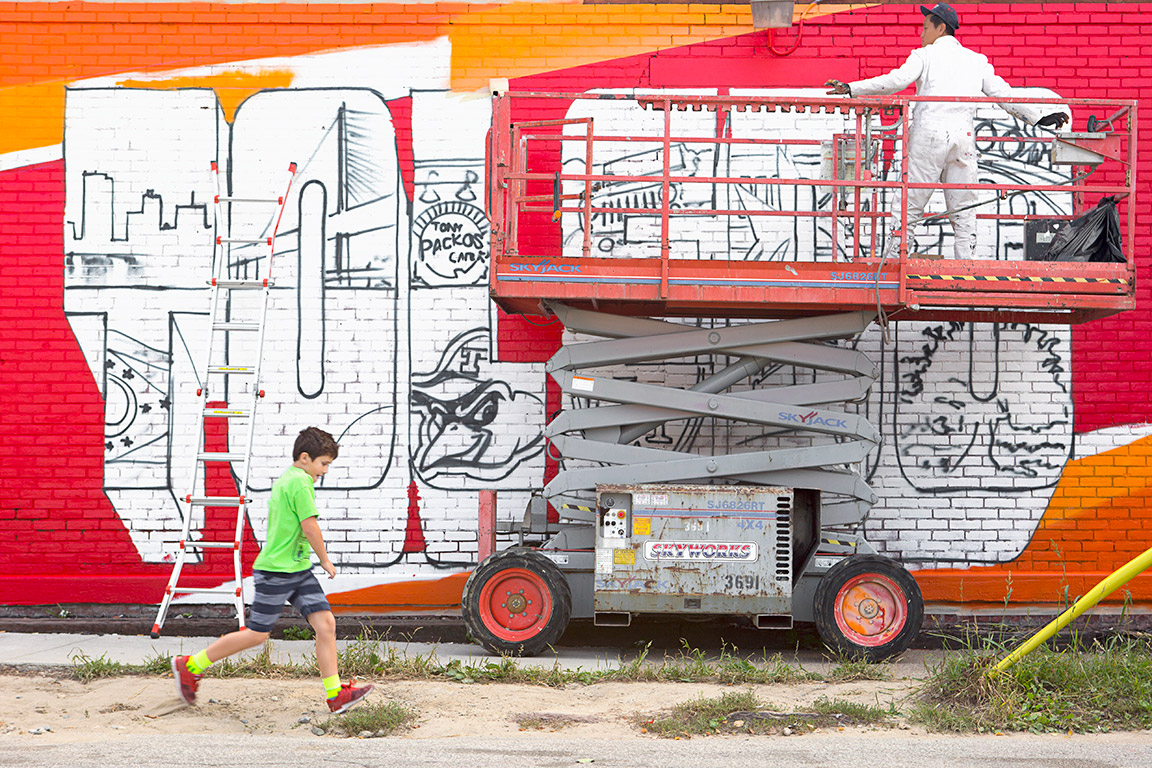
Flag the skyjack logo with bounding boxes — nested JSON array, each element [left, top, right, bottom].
[[508, 259, 583, 274], [778, 410, 848, 429]]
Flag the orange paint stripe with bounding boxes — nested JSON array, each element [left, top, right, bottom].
[[915, 571, 1152, 606], [0, 3, 478, 90], [915, 435, 1152, 603], [449, 4, 872, 90], [327, 572, 470, 613], [0, 3, 868, 156]]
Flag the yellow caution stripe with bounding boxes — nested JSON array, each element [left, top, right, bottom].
[[907, 274, 1126, 284], [562, 503, 595, 513], [820, 537, 858, 548]]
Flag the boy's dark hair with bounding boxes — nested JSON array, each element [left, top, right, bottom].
[[293, 427, 339, 461], [928, 14, 956, 35]]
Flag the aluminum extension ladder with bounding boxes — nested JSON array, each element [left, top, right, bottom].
[[150, 161, 297, 638]]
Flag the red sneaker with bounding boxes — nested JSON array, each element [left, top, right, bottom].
[[172, 655, 202, 705], [326, 680, 374, 714]]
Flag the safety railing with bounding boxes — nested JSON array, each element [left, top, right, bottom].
[[486, 90, 1136, 324]]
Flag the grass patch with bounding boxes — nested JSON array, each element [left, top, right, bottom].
[[207, 642, 314, 678], [355, 640, 824, 688], [639, 690, 764, 738], [282, 625, 314, 641], [911, 637, 1152, 733], [140, 651, 174, 676], [514, 713, 587, 731], [638, 691, 897, 738], [70, 652, 127, 683], [811, 695, 894, 724], [825, 654, 894, 683], [336, 630, 389, 678], [68, 635, 829, 689], [318, 700, 417, 737], [604, 641, 823, 686]]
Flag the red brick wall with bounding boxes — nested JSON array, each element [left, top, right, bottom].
[[2, 3, 1150, 608]]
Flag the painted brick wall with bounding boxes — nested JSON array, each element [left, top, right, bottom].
[[2, 2, 1152, 611]]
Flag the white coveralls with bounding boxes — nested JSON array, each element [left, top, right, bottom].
[[849, 36, 1051, 258]]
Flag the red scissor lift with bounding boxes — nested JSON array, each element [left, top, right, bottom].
[[459, 90, 1138, 659], [489, 91, 1135, 322]]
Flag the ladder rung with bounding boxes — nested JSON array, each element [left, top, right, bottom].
[[217, 237, 272, 245], [203, 408, 252, 418], [207, 366, 255, 375], [170, 586, 241, 596], [198, 452, 248, 462], [213, 322, 261, 332], [211, 279, 274, 289], [216, 196, 283, 204], [186, 495, 247, 506], [181, 540, 240, 550]]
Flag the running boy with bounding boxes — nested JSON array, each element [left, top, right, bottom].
[[173, 427, 373, 713]]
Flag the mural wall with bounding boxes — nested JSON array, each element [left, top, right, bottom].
[[3, 2, 1152, 612]]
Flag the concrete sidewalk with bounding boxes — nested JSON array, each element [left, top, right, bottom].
[[0, 630, 943, 680], [0, 631, 625, 671]]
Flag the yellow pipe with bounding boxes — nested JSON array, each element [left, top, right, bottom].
[[991, 543, 1152, 674]]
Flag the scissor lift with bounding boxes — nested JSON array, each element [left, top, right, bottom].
[[461, 89, 1138, 659]]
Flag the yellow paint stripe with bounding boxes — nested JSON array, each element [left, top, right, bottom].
[[0, 82, 64, 156], [117, 70, 296, 124]]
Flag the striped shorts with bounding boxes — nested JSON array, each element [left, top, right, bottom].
[[248, 568, 331, 632]]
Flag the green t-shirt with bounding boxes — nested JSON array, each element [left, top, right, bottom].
[[253, 466, 319, 573]]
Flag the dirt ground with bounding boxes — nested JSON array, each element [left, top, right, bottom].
[[0, 673, 922, 743]]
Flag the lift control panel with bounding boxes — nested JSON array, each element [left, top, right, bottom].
[[600, 507, 629, 540]]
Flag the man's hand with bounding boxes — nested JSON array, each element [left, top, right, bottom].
[[825, 79, 852, 96], [321, 559, 336, 579], [1036, 112, 1069, 130]]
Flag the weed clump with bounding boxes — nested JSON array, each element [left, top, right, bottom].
[[912, 637, 1152, 733], [317, 700, 417, 737]]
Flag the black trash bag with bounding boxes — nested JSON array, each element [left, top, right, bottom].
[[1041, 196, 1125, 263]]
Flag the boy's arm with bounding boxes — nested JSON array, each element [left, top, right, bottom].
[[300, 517, 336, 579]]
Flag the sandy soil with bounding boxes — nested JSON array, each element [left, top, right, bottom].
[[0, 673, 922, 743]]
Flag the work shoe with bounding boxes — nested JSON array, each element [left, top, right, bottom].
[[327, 680, 374, 714], [172, 655, 202, 705]]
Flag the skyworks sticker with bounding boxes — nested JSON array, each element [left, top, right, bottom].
[[644, 541, 758, 562]]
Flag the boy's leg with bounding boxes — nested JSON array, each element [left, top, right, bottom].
[[307, 609, 338, 680], [173, 570, 283, 705], [202, 627, 273, 663], [288, 573, 373, 712], [173, 629, 270, 705]]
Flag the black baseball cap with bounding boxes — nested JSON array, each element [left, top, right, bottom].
[[921, 3, 959, 31]]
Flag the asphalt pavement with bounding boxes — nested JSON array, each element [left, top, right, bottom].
[[3, 631, 1152, 767], [3, 732, 1152, 768]]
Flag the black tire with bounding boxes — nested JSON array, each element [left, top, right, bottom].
[[813, 554, 923, 662], [461, 547, 572, 657]]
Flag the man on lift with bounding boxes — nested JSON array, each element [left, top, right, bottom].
[[826, 3, 1069, 258]]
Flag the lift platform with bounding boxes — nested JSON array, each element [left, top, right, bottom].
[[487, 91, 1136, 325], [460, 90, 1139, 660]]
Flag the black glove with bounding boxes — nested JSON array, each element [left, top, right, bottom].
[[1036, 112, 1069, 130], [825, 79, 852, 97]]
